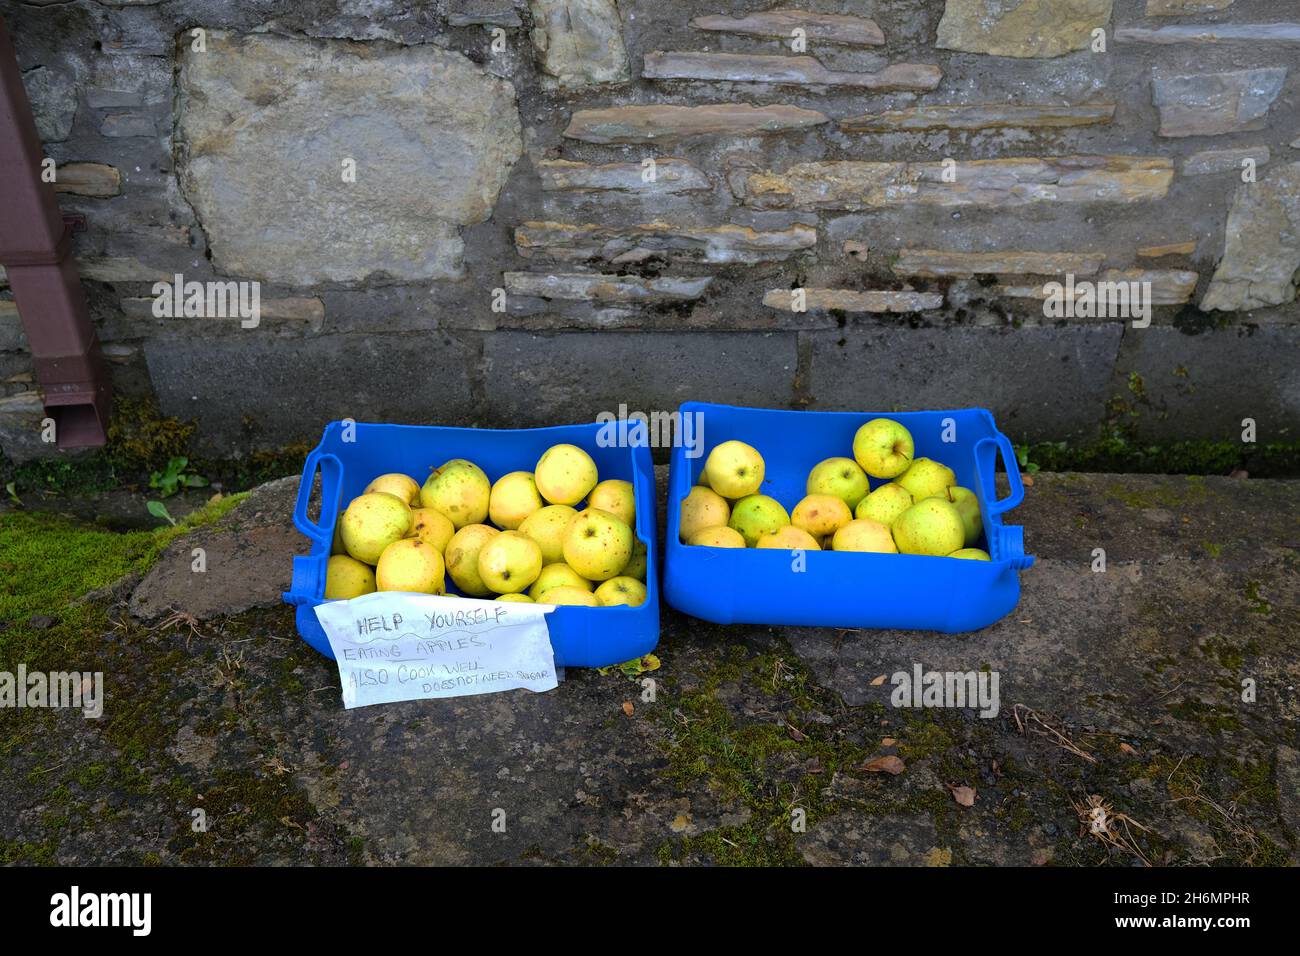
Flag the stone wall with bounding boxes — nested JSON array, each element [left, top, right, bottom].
[[1, 0, 1297, 462]]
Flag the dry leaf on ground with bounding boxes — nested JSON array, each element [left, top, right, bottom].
[[951, 785, 977, 807], [863, 755, 906, 775]]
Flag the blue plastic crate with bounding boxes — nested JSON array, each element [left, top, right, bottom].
[[664, 402, 1033, 632], [283, 420, 659, 668]]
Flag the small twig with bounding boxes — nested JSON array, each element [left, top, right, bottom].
[[1013, 704, 1096, 763]]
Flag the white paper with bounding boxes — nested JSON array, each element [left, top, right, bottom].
[[313, 592, 558, 709]]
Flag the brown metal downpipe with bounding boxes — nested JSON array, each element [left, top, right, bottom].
[[0, 14, 110, 449]]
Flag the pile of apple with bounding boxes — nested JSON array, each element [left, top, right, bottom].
[[680, 418, 991, 560], [325, 444, 647, 607]]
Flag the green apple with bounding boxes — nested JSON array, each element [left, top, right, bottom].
[[420, 459, 490, 529], [444, 523, 499, 596], [588, 479, 636, 528], [496, 592, 534, 603], [894, 457, 956, 503], [488, 471, 544, 530], [538, 586, 599, 607], [831, 518, 897, 553], [340, 492, 413, 564], [703, 440, 765, 498], [517, 504, 578, 564], [728, 494, 790, 547], [477, 530, 543, 594], [324, 554, 376, 599], [950, 548, 990, 561], [935, 486, 981, 546], [621, 539, 648, 581], [529, 562, 592, 600], [535, 443, 598, 506], [679, 485, 730, 541], [409, 507, 455, 553], [806, 457, 870, 509], [892, 498, 964, 556], [376, 538, 446, 594], [756, 525, 821, 550], [791, 494, 851, 538], [331, 510, 348, 555], [562, 508, 634, 581], [687, 526, 746, 548], [855, 483, 913, 527], [594, 576, 647, 607], [364, 473, 421, 506], [853, 418, 914, 479]]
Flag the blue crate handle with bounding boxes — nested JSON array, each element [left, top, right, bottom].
[[293, 448, 343, 547], [974, 432, 1032, 569], [974, 432, 1024, 517]]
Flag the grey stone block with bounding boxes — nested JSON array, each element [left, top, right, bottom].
[[144, 332, 478, 452], [806, 325, 1124, 441], [1118, 325, 1300, 441], [481, 331, 798, 427]]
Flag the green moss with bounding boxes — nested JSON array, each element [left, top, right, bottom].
[[1168, 699, 1242, 734], [1104, 477, 1210, 510], [0, 838, 57, 865], [1244, 581, 1271, 615], [0, 493, 246, 666], [1200, 638, 1245, 671], [1019, 432, 1299, 478]]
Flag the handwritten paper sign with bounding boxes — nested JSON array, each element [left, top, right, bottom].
[[313, 592, 558, 709]]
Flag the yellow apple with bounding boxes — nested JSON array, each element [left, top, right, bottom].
[[806, 457, 870, 510], [517, 504, 578, 564], [488, 470, 544, 530], [409, 507, 455, 553], [679, 485, 730, 541], [420, 459, 490, 529], [594, 576, 647, 607], [687, 526, 746, 548], [538, 586, 599, 607], [791, 494, 852, 538], [331, 508, 348, 555], [832, 518, 897, 553], [621, 538, 648, 581], [855, 483, 913, 527], [892, 498, 964, 556], [340, 492, 412, 564], [496, 593, 534, 602], [950, 547, 991, 561], [534, 443, 598, 506], [894, 457, 956, 503], [756, 525, 821, 550], [477, 530, 543, 594], [375, 538, 446, 593], [587, 479, 636, 527], [529, 563, 593, 599], [703, 440, 764, 498], [364, 473, 421, 506], [938, 485, 982, 547], [852, 418, 914, 479], [444, 523, 499, 596], [728, 494, 790, 547], [562, 508, 633, 581], [324, 554, 376, 599]]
